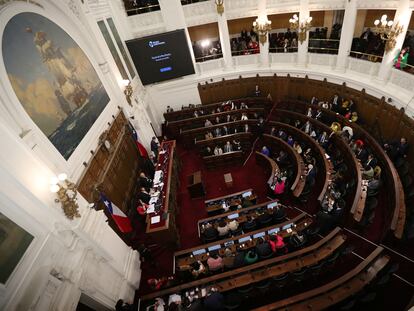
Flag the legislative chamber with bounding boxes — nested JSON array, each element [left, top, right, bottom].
[[1, 1, 414, 311]]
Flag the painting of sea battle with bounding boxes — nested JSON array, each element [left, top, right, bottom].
[[2, 12, 110, 160]]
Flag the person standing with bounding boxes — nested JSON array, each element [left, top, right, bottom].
[[151, 137, 159, 159]]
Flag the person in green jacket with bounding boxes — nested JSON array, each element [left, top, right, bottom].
[[244, 249, 258, 264], [394, 47, 410, 69]]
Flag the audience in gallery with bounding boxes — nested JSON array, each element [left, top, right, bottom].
[[207, 252, 224, 272], [231, 27, 260, 55]]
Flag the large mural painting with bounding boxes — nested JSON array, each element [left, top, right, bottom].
[[2, 12, 110, 160]]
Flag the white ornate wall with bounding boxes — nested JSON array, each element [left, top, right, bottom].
[[0, 0, 147, 310]]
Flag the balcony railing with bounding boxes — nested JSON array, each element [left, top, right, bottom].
[[269, 47, 298, 53], [394, 63, 414, 75], [195, 53, 223, 63], [349, 51, 383, 63], [181, 0, 209, 4], [231, 48, 260, 56], [125, 3, 160, 16], [308, 39, 339, 55]]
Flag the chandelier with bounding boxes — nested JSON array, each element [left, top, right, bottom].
[[289, 14, 312, 44], [373, 14, 403, 53], [253, 16, 272, 45]]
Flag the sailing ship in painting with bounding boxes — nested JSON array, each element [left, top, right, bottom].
[[3, 13, 109, 160]]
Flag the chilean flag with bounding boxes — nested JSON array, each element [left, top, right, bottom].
[[129, 122, 149, 158], [100, 193, 132, 233]]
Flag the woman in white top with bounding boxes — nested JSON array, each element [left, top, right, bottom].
[[217, 220, 229, 236], [241, 113, 248, 121]]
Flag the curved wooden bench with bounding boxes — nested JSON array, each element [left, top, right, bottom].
[[204, 188, 256, 214], [203, 150, 245, 170], [140, 227, 345, 304], [262, 134, 307, 197], [197, 199, 280, 238], [181, 119, 258, 144], [252, 246, 389, 311], [163, 97, 272, 122], [280, 100, 405, 239], [271, 109, 364, 220], [267, 121, 333, 202], [255, 151, 280, 185], [196, 132, 253, 150], [167, 108, 265, 136]]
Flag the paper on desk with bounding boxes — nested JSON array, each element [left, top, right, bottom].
[[150, 196, 158, 204], [151, 216, 161, 224], [153, 170, 162, 184], [147, 205, 155, 213]]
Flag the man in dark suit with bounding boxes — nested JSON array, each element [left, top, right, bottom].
[[256, 238, 273, 258], [151, 137, 159, 158], [137, 187, 151, 204]]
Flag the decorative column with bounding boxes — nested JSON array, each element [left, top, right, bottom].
[[217, 8, 234, 70], [335, 0, 357, 72], [257, 0, 270, 67], [158, 0, 197, 68], [377, 0, 411, 82], [297, 0, 310, 67]]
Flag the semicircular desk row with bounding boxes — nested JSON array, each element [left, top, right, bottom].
[[275, 100, 405, 239]]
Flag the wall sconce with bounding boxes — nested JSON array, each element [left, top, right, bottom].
[[215, 0, 224, 15], [289, 14, 312, 44], [50, 173, 81, 220], [373, 15, 403, 53], [253, 16, 272, 45], [122, 79, 133, 107]]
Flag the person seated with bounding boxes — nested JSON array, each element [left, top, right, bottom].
[[225, 114, 232, 123], [367, 176, 381, 195], [261, 145, 270, 157], [270, 127, 277, 136], [293, 141, 302, 154], [233, 139, 242, 151], [224, 141, 233, 153], [350, 111, 358, 123], [241, 196, 254, 208], [205, 119, 213, 127], [137, 187, 151, 204], [193, 110, 199, 118], [214, 127, 222, 137], [356, 145, 368, 163], [310, 96, 318, 105], [222, 125, 229, 135], [301, 120, 312, 134], [168, 294, 182, 308], [278, 129, 288, 140], [315, 109, 323, 120], [240, 102, 248, 110], [228, 219, 239, 232], [330, 122, 341, 133], [147, 276, 174, 290], [384, 137, 409, 161], [207, 252, 224, 272], [276, 150, 289, 165], [306, 107, 313, 118], [203, 146, 213, 157], [306, 164, 316, 182], [204, 290, 224, 311], [287, 135, 294, 146], [139, 171, 152, 189], [115, 299, 133, 311], [223, 248, 235, 269], [214, 145, 223, 156], [255, 237, 273, 258], [217, 220, 229, 237], [241, 113, 248, 121], [244, 249, 259, 264], [321, 195, 337, 213], [202, 223, 218, 241], [269, 234, 286, 254], [365, 153, 377, 168], [215, 116, 221, 124], [243, 215, 257, 232], [166, 105, 174, 113], [254, 85, 261, 96], [362, 164, 374, 180], [294, 119, 301, 128], [289, 231, 306, 249], [205, 131, 213, 140], [191, 261, 206, 278], [273, 178, 286, 196]]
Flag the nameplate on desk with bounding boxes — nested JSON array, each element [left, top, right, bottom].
[[151, 216, 161, 224]]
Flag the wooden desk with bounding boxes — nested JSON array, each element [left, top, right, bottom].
[[261, 134, 307, 197], [175, 214, 311, 268], [281, 99, 405, 239], [204, 188, 255, 214], [139, 227, 344, 303], [196, 132, 253, 150], [187, 171, 205, 199], [145, 140, 179, 248], [253, 246, 389, 311], [197, 199, 280, 237]]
